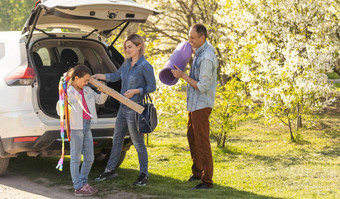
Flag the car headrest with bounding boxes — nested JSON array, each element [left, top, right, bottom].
[[33, 52, 43, 67], [60, 48, 78, 64]]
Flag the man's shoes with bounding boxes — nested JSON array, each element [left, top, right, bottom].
[[133, 173, 148, 186], [190, 183, 212, 190], [187, 175, 201, 182], [95, 170, 118, 182]]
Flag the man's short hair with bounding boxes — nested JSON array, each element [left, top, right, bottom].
[[192, 24, 207, 40]]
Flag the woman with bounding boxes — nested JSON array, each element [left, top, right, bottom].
[[93, 34, 156, 186]]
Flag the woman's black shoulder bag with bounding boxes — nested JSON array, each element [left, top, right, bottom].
[[135, 93, 158, 133]]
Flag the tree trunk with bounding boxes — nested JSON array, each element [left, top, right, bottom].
[[296, 104, 302, 130], [288, 121, 295, 141], [297, 115, 302, 131], [334, 67, 340, 76], [217, 133, 222, 146], [334, 58, 340, 76], [222, 131, 227, 147]]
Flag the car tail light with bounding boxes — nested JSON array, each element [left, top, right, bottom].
[[14, 136, 39, 142], [5, 66, 35, 86]]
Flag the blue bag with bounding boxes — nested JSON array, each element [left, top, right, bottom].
[[135, 94, 158, 133]]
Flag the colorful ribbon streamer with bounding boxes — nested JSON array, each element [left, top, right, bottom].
[[56, 73, 71, 171]]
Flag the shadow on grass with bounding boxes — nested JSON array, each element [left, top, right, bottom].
[[6, 155, 282, 199], [152, 130, 187, 139], [215, 145, 244, 156], [319, 147, 340, 157], [102, 168, 282, 199], [215, 145, 307, 167]]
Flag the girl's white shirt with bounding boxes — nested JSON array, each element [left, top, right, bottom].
[[57, 85, 108, 130]]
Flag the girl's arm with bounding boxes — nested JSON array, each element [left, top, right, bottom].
[[95, 91, 108, 105], [92, 81, 108, 104]]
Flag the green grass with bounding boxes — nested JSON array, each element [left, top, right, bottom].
[[327, 72, 340, 79], [8, 106, 340, 199]]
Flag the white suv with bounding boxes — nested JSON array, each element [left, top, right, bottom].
[[0, 0, 158, 176]]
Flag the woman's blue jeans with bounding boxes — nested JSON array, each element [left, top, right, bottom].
[[70, 119, 94, 190], [106, 105, 148, 176]]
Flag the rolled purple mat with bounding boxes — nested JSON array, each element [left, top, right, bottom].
[[159, 41, 192, 86]]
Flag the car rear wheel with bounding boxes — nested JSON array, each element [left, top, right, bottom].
[[94, 150, 127, 168], [0, 157, 10, 176]]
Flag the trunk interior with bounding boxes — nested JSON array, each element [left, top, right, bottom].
[[31, 38, 123, 118]]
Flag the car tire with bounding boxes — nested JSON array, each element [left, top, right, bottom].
[[94, 150, 127, 168], [116, 150, 126, 168], [0, 157, 10, 176]]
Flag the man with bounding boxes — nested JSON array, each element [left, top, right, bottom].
[[171, 24, 218, 190]]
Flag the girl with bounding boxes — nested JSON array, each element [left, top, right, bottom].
[[57, 65, 108, 196], [93, 33, 156, 186]]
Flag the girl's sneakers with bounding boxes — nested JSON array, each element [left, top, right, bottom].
[[74, 184, 98, 197], [84, 184, 98, 194]]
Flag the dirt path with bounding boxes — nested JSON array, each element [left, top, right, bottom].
[[0, 172, 142, 199]]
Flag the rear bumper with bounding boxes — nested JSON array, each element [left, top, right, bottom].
[[0, 128, 132, 158]]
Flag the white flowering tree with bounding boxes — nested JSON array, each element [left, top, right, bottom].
[[214, 0, 339, 141]]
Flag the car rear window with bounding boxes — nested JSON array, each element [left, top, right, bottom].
[[0, 43, 5, 60], [36, 48, 51, 66], [57, 47, 84, 64]]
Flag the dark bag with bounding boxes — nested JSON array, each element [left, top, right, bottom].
[[135, 94, 158, 133]]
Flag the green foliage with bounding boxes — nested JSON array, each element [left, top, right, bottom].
[[0, 0, 36, 31], [152, 81, 188, 129], [211, 78, 257, 147], [327, 72, 340, 79]]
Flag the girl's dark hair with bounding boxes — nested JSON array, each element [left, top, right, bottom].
[[70, 64, 92, 80]]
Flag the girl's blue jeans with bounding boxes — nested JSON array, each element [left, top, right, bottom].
[[106, 105, 148, 176], [70, 119, 94, 190]]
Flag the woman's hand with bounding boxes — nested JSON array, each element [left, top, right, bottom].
[[92, 74, 106, 80], [124, 89, 139, 99]]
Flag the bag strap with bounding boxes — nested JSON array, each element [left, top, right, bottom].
[[139, 60, 153, 105], [142, 87, 153, 105]]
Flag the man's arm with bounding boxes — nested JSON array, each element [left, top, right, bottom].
[[171, 65, 199, 90]]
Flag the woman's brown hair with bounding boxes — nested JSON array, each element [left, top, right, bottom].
[[123, 33, 145, 59]]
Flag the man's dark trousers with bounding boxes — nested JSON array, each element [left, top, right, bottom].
[[187, 107, 213, 187]]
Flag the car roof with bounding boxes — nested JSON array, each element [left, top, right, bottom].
[[0, 32, 23, 42]]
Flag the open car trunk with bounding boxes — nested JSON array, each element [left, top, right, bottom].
[[23, 0, 159, 119], [31, 37, 123, 118]]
